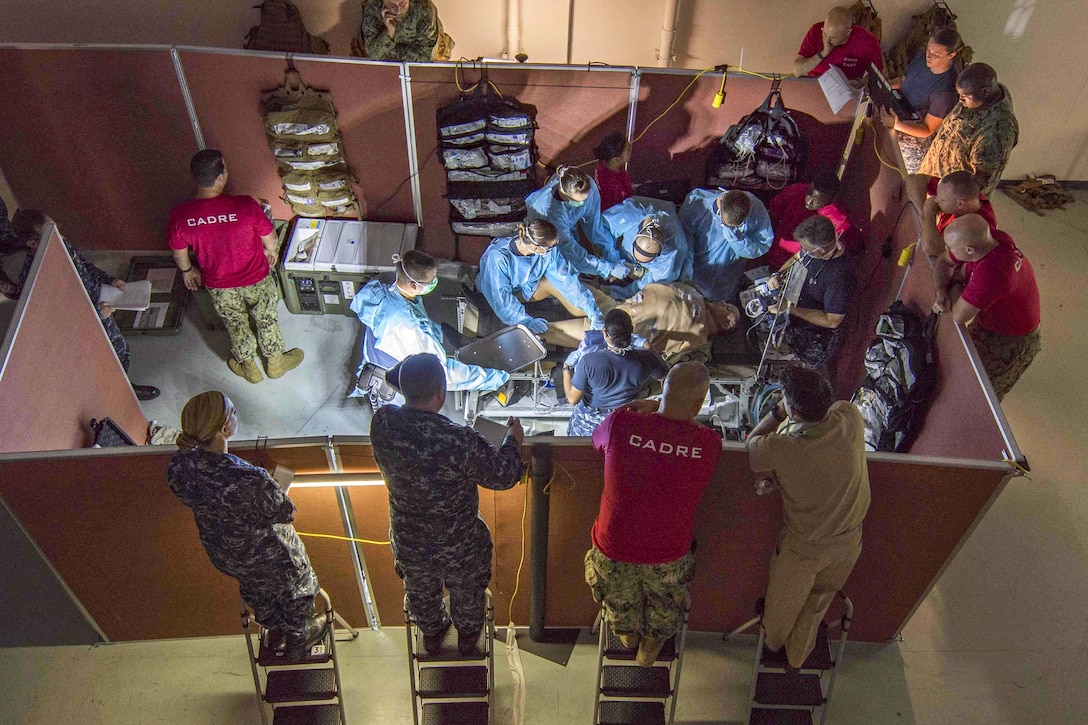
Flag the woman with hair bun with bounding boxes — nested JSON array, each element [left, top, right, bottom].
[[593, 132, 634, 211], [167, 391, 325, 660]]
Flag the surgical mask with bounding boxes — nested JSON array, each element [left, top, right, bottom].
[[416, 278, 438, 295], [397, 258, 438, 295], [564, 199, 585, 208]]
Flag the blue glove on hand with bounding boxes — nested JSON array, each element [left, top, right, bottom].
[[525, 317, 549, 335]]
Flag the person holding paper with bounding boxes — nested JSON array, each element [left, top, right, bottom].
[[10, 210, 160, 401], [794, 6, 883, 82]]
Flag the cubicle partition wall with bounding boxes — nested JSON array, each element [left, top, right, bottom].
[[0, 229, 147, 453], [0, 45, 859, 262]]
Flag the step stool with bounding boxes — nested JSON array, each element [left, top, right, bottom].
[[405, 590, 496, 725], [592, 600, 690, 725], [745, 591, 853, 725], [242, 588, 355, 725]]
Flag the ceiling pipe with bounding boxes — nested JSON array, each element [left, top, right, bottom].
[[506, 0, 521, 60], [657, 0, 680, 68]]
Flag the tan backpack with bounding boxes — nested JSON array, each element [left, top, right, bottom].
[[245, 0, 330, 55], [261, 72, 364, 219]]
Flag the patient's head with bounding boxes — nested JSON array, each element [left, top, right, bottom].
[[387, 353, 447, 411], [706, 300, 740, 336], [660, 362, 711, 420]]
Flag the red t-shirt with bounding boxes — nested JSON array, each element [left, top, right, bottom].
[[798, 23, 884, 81], [937, 197, 998, 233], [595, 161, 633, 211], [952, 230, 1040, 336], [590, 408, 722, 565], [766, 183, 855, 269], [167, 195, 274, 289]]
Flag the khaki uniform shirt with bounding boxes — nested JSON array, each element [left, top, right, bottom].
[[618, 282, 712, 357], [749, 401, 871, 543]]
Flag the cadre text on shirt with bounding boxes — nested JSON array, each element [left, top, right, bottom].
[[628, 434, 702, 458], [187, 213, 239, 227]]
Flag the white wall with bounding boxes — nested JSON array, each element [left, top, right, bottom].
[[0, 0, 1085, 179]]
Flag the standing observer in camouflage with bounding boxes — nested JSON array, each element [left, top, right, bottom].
[[370, 354, 524, 656], [358, 0, 453, 62], [167, 391, 326, 660], [917, 62, 1019, 197]]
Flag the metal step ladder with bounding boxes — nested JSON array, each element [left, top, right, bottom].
[[592, 600, 691, 725], [242, 588, 357, 725], [404, 590, 496, 725], [744, 591, 853, 725]]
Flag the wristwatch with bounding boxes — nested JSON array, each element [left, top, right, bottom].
[[816, 51, 826, 61]]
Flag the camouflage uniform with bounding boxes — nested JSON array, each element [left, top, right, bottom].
[[370, 405, 523, 636], [205, 274, 285, 364], [0, 197, 19, 297], [360, 0, 451, 62], [584, 547, 695, 641], [969, 324, 1041, 401], [15, 237, 131, 371], [167, 448, 319, 632], [917, 84, 1019, 197]]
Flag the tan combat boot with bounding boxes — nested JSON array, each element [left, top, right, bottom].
[[617, 632, 641, 650], [635, 636, 665, 666], [266, 348, 304, 378], [228, 357, 263, 384]]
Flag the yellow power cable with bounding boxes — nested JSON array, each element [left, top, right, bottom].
[[507, 466, 530, 623], [297, 531, 391, 546], [865, 118, 907, 180], [631, 67, 713, 143]]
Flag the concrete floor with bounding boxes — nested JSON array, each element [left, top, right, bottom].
[[1, 190, 1086, 723]]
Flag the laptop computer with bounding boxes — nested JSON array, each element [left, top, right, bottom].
[[867, 63, 922, 122]]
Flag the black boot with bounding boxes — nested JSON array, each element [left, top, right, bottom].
[[285, 612, 328, 661], [423, 621, 452, 655], [457, 628, 482, 656]]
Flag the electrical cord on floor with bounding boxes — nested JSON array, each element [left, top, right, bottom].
[[865, 117, 907, 180], [296, 531, 390, 546]]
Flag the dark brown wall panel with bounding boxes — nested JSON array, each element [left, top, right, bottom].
[[408, 65, 633, 262], [544, 444, 1009, 642], [178, 53, 414, 229], [629, 73, 856, 192], [0, 49, 197, 251], [0, 233, 147, 452]]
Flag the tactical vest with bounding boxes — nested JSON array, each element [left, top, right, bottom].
[[244, 0, 330, 55]]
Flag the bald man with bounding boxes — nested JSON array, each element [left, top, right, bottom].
[[584, 362, 723, 666], [794, 6, 884, 81], [933, 215, 1040, 400], [921, 170, 999, 257]]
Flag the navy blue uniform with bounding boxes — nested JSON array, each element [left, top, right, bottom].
[[370, 405, 523, 635]]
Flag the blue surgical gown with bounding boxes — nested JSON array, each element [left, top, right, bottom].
[[680, 188, 774, 302], [349, 278, 508, 392], [477, 236, 604, 329], [602, 196, 693, 301], [525, 175, 626, 278]]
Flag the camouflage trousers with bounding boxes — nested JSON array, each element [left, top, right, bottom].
[[241, 566, 320, 634], [102, 315, 131, 373], [584, 547, 694, 641], [206, 274, 285, 363], [969, 324, 1041, 402], [395, 542, 492, 637]]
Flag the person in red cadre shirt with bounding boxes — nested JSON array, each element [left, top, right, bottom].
[[794, 5, 883, 82], [932, 214, 1041, 400], [167, 150, 304, 384], [919, 170, 998, 257], [584, 361, 722, 666], [766, 171, 857, 270], [593, 132, 634, 212]]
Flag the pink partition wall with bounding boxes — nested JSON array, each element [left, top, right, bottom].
[[178, 52, 415, 227], [0, 48, 197, 251], [408, 64, 634, 262], [0, 231, 147, 452]]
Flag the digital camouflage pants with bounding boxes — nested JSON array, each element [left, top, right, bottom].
[[969, 324, 1041, 402], [207, 274, 285, 363], [396, 544, 492, 637], [584, 546, 694, 641]]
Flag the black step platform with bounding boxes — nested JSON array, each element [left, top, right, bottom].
[[421, 701, 489, 725], [258, 629, 332, 667], [272, 703, 341, 725], [265, 668, 337, 703], [754, 672, 824, 708], [602, 628, 678, 662], [600, 665, 672, 698], [414, 626, 487, 662], [598, 699, 667, 725], [749, 707, 815, 725], [417, 665, 489, 698], [759, 622, 832, 671]]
